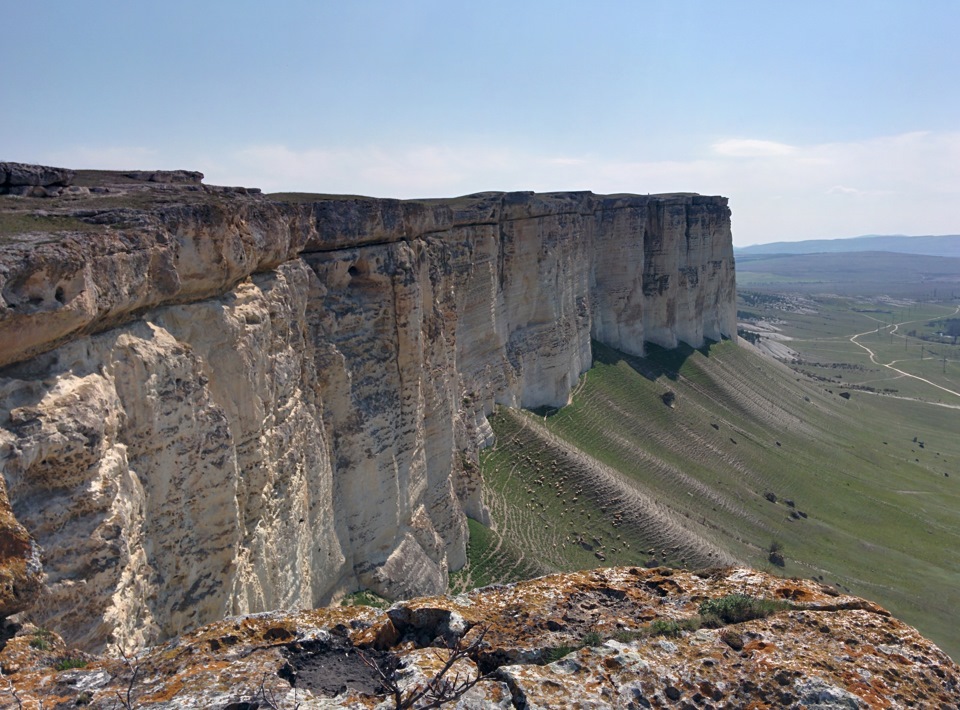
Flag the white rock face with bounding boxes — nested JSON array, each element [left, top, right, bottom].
[[0, 187, 735, 651]]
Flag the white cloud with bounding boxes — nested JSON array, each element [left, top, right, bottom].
[[827, 185, 865, 195], [826, 185, 894, 197], [712, 139, 797, 157]]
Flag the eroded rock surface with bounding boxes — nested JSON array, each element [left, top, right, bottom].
[[2, 567, 956, 708], [0, 167, 736, 652]]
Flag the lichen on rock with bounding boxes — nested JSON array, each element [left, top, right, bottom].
[[1, 566, 956, 708]]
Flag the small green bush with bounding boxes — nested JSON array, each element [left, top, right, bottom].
[[649, 617, 701, 638], [541, 645, 576, 663], [339, 590, 389, 609], [54, 657, 88, 671], [29, 629, 53, 651], [698, 594, 791, 625], [613, 628, 644, 643], [580, 631, 603, 647]]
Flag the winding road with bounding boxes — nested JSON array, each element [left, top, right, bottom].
[[849, 305, 960, 400]]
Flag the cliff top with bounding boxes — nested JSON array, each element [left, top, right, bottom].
[[3, 566, 956, 708], [0, 161, 726, 242], [0, 162, 730, 371]]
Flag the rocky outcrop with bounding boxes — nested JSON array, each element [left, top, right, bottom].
[[0, 168, 736, 653], [2, 566, 956, 708], [0, 162, 76, 197]]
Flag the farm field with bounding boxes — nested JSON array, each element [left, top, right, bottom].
[[736, 251, 960, 299], [739, 292, 960, 403]]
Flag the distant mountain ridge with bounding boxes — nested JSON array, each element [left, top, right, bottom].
[[737, 234, 960, 258]]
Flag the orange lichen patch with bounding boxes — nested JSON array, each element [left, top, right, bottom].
[[773, 583, 817, 602], [742, 639, 776, 654], [837, 672, 893, 708], [0, 478, 42, 618], [0, 626, 70, 674], [137, 675, 189, 704], [353, 617, 400, 649], [642, 573, 687, 597], [805, 597, 892, 616]]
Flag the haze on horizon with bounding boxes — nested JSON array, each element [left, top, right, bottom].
[[2, 0, 958, 246]]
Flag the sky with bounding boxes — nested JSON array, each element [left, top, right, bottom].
[[3, 1, 959, 246]]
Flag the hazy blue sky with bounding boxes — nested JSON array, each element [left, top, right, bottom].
[[3, 1, 958, 245]]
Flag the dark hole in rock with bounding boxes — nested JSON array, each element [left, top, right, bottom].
[[279, 636, 396, 698], [55, 286, 65, 304], [264, 626, 293, 642]]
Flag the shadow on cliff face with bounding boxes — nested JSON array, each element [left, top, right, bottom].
[[528, 340, 721, 418], [593, 339, 718, 383]]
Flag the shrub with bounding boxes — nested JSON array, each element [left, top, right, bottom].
[[698, 594, 791, 625], [29, 629, 53, 651], [340, 590, 389, 609], [54, 657, 88, 671], [580, 631, 603, 647], [541, 645, 576, 663], [649, 618, 701, 638]]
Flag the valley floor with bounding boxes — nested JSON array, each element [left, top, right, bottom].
[[451, 338, 960, 662]]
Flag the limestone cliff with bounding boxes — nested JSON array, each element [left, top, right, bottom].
[[0, 166, 735, 652], [3, 567, 957, 708]]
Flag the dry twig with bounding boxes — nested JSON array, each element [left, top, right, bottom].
[[358, 625, 491, 709]]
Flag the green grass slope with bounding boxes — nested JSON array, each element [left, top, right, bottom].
[[454, 339, 960, 660]]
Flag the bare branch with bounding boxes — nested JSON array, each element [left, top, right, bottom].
[[112, 643, 141, 710], [0, 667, 24, 710], [358, 624, 492, 709]]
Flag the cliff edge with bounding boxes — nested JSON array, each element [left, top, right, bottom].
[[3, 566, 957, 708], [0, 165, 735, 652]]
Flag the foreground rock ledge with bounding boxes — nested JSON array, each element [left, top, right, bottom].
[[2, 567, 956, 708]]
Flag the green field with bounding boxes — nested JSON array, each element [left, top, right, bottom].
[[450, 335, 960, 660], [736, 251, 960, 299]]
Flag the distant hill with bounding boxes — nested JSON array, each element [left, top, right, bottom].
[[736, 250, 960, 297], [737, 234, 960, 258]]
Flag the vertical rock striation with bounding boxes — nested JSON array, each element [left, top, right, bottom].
[[0, 170, 735, 651]]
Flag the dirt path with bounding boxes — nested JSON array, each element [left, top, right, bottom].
[[849, 305, 960, 401]]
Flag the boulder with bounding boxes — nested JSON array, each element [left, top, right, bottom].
[[0, 162, 75, 193]]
